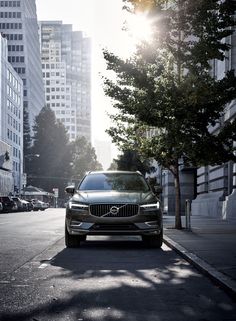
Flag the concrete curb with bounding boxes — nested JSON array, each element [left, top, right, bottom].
[[163, 235, 236, 301]]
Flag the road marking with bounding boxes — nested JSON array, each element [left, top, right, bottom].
[[38, 263, 48, 269]]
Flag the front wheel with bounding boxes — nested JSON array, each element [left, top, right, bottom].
[[65, 226, 81, 248], [142, 229, 163, 248]]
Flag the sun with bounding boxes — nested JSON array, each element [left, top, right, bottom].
[[125, 12, 153, 45]]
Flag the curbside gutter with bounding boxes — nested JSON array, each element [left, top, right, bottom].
[[163, 235, 236, 301]]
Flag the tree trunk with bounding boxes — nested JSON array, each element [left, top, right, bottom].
[[170, 163, 182, 230]]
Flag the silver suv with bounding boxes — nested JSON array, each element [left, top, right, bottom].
[[65, 171, 163, 248]]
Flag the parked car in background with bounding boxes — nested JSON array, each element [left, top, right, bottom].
[[25, 200, 34, 211], [21, 199, 32, 211], [65, 171, 163, 248], [0, 196, 18, 213], [12, 197, 28, 212], [31, 199, 48, 211]]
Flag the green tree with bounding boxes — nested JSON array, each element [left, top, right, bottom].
[[28, 106, 72, 197], [70, 136, 102, 185], [23, 107, 32, 174], [103, 0, 236, 229], [108, 159, 118, 170], [115, 149, 151, 175]]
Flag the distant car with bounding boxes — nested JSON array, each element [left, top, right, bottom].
[[39, 201, 49, 210], [21, 199, 32, 211], [25, 200, 34, 211], [65, 171, 163, 248], [0, 196, 18, 213], [0, 202, 3, 212], [31, 199, 48, 211], [12, 197, 28, 212]]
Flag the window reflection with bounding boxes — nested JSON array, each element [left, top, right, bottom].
[[79, 173, 150, 192]]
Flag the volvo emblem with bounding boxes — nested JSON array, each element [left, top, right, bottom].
[[110, 206, 119, 215]]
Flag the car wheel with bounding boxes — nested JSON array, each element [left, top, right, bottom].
[[65, 226, 80, 248], [142, 229, 163, 248]]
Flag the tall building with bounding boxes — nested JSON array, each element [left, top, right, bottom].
[[0, 34, 23, 194], [39, 21, 91, 142], [0, 0, 45, 129]]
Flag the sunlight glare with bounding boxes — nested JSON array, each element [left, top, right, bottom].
[[126, 12, 153, 47]]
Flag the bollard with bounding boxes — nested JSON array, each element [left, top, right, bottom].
[[185, 199, 191, 230]]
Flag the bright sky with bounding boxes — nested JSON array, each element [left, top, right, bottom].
[[36, 0, 136, 153]]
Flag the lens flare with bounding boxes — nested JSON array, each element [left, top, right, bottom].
[[127, 12, 153, 44]]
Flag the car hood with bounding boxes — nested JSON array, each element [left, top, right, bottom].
[[71, 191, 157, 204]]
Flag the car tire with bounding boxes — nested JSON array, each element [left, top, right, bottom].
[[65, 226, 81, 248], [142, 229, 163, 248]]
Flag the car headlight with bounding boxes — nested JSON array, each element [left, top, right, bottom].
[[140, 202, 160, 211], [68, 201, 89, 211]]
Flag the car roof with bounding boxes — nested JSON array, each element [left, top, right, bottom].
[[87, 170, 142, 175]]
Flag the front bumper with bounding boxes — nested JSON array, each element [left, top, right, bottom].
[[67, 221, 162, 236], [66, 207, 162, 236]]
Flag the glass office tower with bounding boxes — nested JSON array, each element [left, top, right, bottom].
[[0, 0, 45, 129], [39, 21, 91, 141]]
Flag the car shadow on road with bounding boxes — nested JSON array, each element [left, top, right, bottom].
[[1, 237, 236, 321]]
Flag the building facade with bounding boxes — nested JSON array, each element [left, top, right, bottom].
[[0, 35, 23, 194], [39, 21, 91, 142], [192, 30, 236, 219], [0, 140, 13, 195], [0, 0, 45, 129]]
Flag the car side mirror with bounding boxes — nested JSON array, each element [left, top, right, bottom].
[[152, 185, 162, 195], [65, 186, 75, 195]]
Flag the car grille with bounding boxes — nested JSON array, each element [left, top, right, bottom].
[[89, 204, 139, 217]]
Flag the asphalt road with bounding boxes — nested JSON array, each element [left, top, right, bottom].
[[0, 208, 235, 321]]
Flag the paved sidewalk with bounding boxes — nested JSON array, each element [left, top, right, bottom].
[[163, 215, 236, 300]]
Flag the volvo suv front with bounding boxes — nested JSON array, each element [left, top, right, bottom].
[[65, 171, 163, 248]]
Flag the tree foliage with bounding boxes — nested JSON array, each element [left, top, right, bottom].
[[28, 106, 72, 197], [23, 107, 32, 174], [27, 108, 102, 198], [108, 159, 118, 170], [115, 149, 151, 175], [103, 0, 236, 228], [70, 136, 103, 185]]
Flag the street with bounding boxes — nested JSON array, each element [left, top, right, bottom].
[[0, 209, 235, 321]]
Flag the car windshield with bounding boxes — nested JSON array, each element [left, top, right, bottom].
[[78, 173, 150, 192]]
